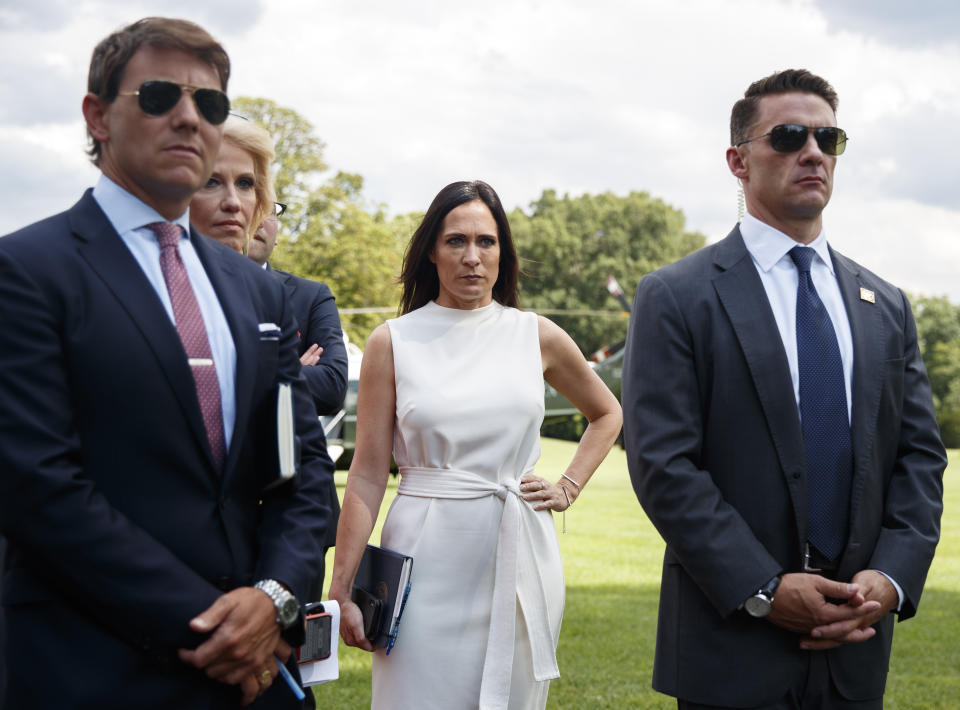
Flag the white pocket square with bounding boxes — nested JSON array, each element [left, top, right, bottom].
[[259, 322, 281, 340]]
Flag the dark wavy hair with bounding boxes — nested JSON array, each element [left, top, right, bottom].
[[86, 17, 230, 165], [399, 180, 519, 315], [730, 69, 839, 146]]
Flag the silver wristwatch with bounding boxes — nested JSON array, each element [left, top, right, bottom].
[[744, 575, 782, 618], [254, 579, 300, 629]]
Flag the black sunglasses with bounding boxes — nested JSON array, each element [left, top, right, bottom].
[[117, 81, 230, 125], [735, 124, 848, 156]]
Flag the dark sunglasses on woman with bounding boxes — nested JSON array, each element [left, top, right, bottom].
[[735, 123, 848, 156], [117, 80, 231, 125]]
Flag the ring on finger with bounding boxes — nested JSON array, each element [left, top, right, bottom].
[[258, 669, 272, 688], [540, 480, 546, 490]]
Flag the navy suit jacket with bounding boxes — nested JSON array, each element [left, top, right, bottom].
[[267, 266, 346, 554], [268, 267, 348, 417], [0, 191, 334, 709], [622, 227, 945, 706]]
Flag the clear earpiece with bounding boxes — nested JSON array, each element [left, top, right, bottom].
[[736, 179, 745, 222]]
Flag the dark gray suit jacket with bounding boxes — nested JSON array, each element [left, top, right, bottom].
[[622, 227, 945, 706]]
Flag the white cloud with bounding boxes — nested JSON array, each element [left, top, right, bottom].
[[811, 0, 960, 49], [2, 0, 959, 302], [829, 195, 960, 301]]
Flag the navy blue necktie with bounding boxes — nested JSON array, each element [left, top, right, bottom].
[[790, 246, 852, 560]]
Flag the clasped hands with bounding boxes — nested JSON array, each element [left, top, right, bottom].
[[177, 587, 291, 706], [767, 569, 898, 650]]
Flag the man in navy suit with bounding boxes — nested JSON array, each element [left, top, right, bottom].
[[248, 211, 348, 416], [622, 69, 945, 709], [249, 210, 346, 600], [0, 18, 332, 708]]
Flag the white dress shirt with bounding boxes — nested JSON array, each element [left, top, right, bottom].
[[740, 211, 903, 607], [739, 211, 853, 422], [92, 175, 237, 450]]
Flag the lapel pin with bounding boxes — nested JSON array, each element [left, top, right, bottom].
[[859, 287, 875, 304]]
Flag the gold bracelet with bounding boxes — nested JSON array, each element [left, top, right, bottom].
[[560, 473, 581, 490]]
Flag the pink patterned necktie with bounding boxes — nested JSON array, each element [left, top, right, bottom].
[[147, 222, 226, 472]]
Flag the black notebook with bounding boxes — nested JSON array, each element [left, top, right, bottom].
[[351, 544, 413, 652]]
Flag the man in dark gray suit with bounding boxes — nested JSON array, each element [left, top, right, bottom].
[[622, 69, 945, 709], [0, 537, 4, 709]]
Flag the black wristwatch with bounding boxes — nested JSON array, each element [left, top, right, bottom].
[[255, 579, 301, 629], [744, 575, 781, 618]]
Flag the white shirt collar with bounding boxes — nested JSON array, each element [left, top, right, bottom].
[[739, 211, 835, 275], [92, 174, 192, 238]]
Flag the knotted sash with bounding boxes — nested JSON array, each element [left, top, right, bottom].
[[397, 466, 560, 710]]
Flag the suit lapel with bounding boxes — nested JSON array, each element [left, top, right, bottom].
[[277, 269, 297, 296], [831, 248, 884, 564], [193, 233, 258, 484], [711, 228, 808, 543], [272, 268, 306, 353], [69, 194, 215, 475]]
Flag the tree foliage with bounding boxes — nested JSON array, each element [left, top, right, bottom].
[[913, 294, 960, 447], [511, 189, 705, 355], [231, 97, 403, 344], [276, 171, 403, 342], [231, 97, 327, 240]]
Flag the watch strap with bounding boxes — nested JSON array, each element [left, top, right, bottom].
[[254, 578, 299, 629], [760, 574, 782, 598]]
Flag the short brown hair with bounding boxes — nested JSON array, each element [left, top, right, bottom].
[[222, 117, 276, 240], [730, 69, 838, 146], [399, 181, 519, 315], [86, 17, 230, 165]]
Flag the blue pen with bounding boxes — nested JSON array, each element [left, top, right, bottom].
[[274, 655, 305, 701], [386, 581, 413, 655]]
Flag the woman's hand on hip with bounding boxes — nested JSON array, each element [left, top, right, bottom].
[[520, 474, 575, 511]]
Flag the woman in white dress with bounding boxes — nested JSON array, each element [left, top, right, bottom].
[[329, 181, 622, 710]]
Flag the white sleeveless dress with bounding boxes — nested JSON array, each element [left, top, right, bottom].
[[372, 300, 564, 710]]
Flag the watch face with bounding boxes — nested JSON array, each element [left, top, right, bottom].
[[745, 594, 771, 618], [279, 597, 300, 625]]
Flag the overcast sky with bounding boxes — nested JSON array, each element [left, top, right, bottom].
[[2, 0, 958, 301]]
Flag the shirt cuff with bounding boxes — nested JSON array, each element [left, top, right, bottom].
[[876, 570, 904, 612]]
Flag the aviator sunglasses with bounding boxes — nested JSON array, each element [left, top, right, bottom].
[[735, 124, 848, 156], [117, 80, 231, 125]]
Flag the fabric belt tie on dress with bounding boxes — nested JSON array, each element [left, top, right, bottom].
[[398, 466, 560, 710]]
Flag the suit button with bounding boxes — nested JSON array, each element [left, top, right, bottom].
[[792, 471, 801, 480]]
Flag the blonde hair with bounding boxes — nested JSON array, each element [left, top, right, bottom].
[[222, 116, 275, 238]]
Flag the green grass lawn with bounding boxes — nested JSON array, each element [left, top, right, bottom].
[[314, 442, 959, 708]]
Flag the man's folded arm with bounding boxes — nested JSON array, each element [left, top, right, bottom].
[[300, 282, 348, 415]]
